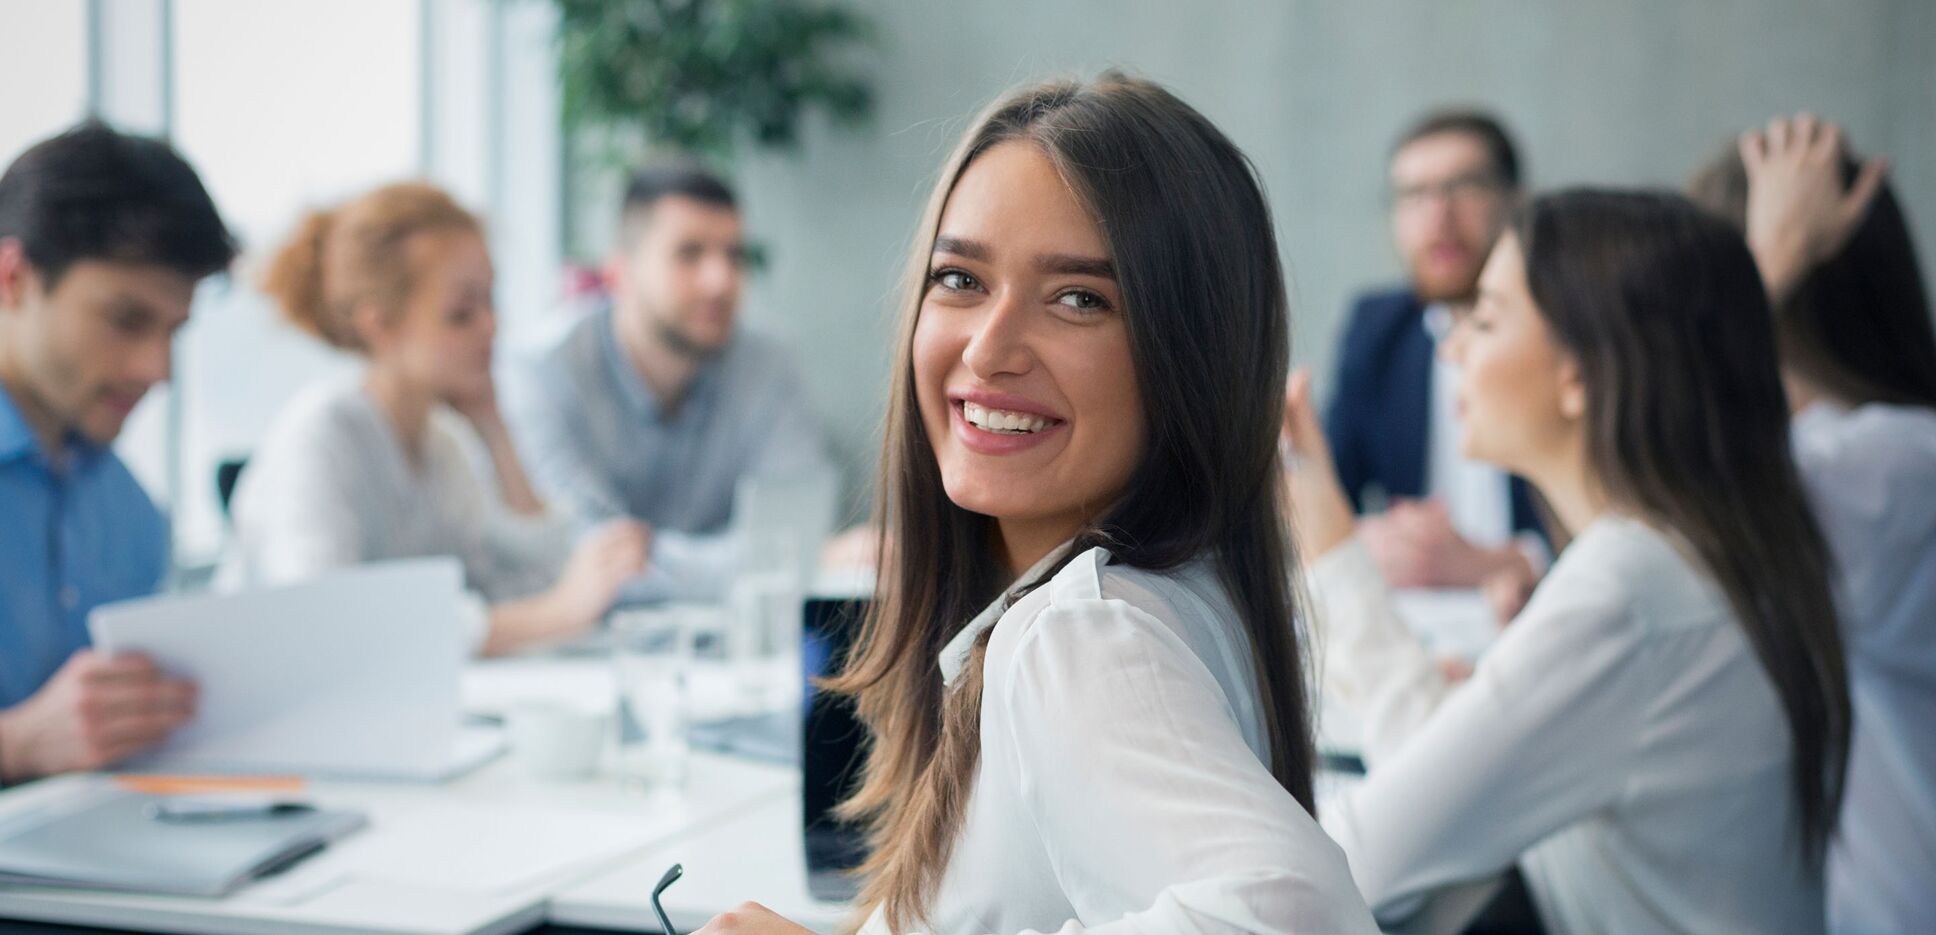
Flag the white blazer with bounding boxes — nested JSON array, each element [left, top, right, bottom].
[[1311, 514, 1823, 934], [859, 545, 1377, 935], [1793, 401, 1936, 934]]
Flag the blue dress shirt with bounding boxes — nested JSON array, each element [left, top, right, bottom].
[[0, 383, 167, 708]]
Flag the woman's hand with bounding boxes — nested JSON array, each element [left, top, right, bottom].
[[1480, 555, 1539, 624], [546, 520, 652, 625], [1280, 370, 1357, 560], [1739, 113, 1889, 304], [446, 374, 552, 515], [693, 901, 817, 935], [446, 377, 508, 433]]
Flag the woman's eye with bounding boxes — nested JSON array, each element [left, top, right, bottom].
[[932, 269, 979, 292], [1054, 289, 1111, 313]]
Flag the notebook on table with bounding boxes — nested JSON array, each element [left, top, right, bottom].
[[0, 780, 364, 898]]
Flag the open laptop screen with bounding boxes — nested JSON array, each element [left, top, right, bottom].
[[801, 597, 869, 901]]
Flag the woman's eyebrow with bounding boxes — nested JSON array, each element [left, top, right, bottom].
[[1035, 253, 1115, 280], [932, 235, 990, 261], [931, 237, 1115, 281]]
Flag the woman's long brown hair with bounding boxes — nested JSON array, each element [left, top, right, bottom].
[[1687, 144, 1936, 409], [823, 73, 1315, 932], [1519, 190, 1852, 864]]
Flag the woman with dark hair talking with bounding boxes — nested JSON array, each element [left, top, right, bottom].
[[1284, 190, 1851, 933], [1690, 115, 1936, 934], [695, 74, 1375, 935]]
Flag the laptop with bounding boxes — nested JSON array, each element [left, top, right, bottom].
[[800, 596, 870, 902]]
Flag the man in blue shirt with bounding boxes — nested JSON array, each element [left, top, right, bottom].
[[0, 123, 236, 783]]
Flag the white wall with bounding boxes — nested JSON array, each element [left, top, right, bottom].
[[721, 0, 1936, 499], [0, 2, 86, 165], [6, 0, 1931, 556]]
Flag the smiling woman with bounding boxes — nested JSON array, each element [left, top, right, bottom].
[[695, 73, 1377, 935], [914, 140, 1146, 576]]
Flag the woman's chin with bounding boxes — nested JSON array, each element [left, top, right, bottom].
[[941, 476, 1033, 522]]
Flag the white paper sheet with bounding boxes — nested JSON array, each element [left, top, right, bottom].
[[1392, 588, 1501, 661], [89, 558, 474, 781]]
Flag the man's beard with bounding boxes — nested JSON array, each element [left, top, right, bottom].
[[1410, 267, 1481, 306], [654, 314, 725, 361]]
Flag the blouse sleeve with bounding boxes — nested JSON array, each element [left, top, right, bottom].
[[975, 598, 1379, 935], [431, 419, 574, 603], [1314, 539, 1655, 925], [233, 427, 370, 586], [473, 505, 575, 602], [1303, 537, 1454, 765]]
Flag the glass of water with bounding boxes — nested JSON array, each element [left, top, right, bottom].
[[611, 607, 695, 791], [735, 531, 809, 656], [728, 531, 806, 707]]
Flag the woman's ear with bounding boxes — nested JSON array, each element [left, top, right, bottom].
[[1557, 355, 1588, 421], [349, 300, 390, 351]]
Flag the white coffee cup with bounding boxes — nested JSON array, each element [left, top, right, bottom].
[[505, 701, 608, 781]]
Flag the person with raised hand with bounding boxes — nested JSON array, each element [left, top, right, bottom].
[[1692, 113, 1936, 935]]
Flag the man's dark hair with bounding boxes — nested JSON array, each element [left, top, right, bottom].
[[0, 120, 236, 288], [1392, 108, 1522, 189], [619, 165, 737, 244]]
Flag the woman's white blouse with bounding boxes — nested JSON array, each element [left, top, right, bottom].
[[1310, 515, 1823, 934], [859, 546, 1377, 935], [220, 379, 572, 605], [1792, 401, 1936, 934]]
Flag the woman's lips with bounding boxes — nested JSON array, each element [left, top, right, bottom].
[[950, 400, 1067, 455]]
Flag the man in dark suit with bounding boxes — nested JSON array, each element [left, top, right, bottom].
[[1325, 110, 1546, 596]]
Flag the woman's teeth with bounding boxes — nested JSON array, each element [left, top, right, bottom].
[[962, 401, 1053, 434]]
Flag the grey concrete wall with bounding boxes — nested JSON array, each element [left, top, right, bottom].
[[715, 0, 1933, 505]]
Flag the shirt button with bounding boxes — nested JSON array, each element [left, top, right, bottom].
[[60, 586, 81, 610]]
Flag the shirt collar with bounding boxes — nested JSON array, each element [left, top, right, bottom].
[[0, 381, 92, 467], [0, 383, 33, 462], [938, 538, 1078, 686], [598, 303, 730, 423], [599, 304, 662, 420], [1421, 302, 1453, 342]]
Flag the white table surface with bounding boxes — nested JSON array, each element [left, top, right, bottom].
[[0, 593, 1505, 935], [0, 652, 803, 935], [549, 789, 851, 934]]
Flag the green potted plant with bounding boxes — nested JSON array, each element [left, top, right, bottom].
[[554, 0, 877, 164], [551, 0, 878, 264]]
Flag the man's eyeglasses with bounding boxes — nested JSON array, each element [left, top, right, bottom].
[[1392, 173, 1506, 211], [651, 863, 683, 934]]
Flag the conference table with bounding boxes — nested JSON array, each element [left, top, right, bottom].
[[0, 589, 1506, 935]]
